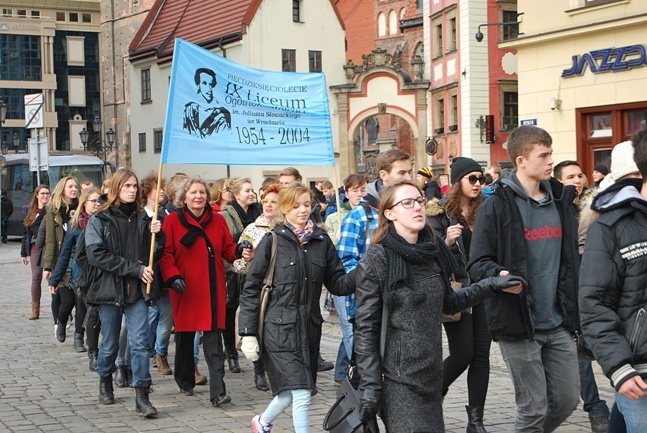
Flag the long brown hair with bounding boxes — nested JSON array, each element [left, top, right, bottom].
[[71, 187, 101, 230], [210, 178, 232, 207], [50, 176, 77, 214], [102, 169, 141, 210], [443, 181, 484, 227], [23, 184, 50, 226], [371, 180, 430, 245]]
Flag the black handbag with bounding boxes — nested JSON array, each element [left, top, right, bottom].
[[322, 377, 364, 433]]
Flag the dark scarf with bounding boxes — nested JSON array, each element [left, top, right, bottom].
[[178, 206, 213, 248], [118, 201, 139, 218], [283, 219, 315, 245], [61, 197, 79, 224], [381, 225, 457, 295], [231, 199, 261, 229]]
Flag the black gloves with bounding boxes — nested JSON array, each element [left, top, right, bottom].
[[170, 278, 186, 294], [482, 275, 527, 292], [236, 240, 253, 258], [359, 398, 379, 424]]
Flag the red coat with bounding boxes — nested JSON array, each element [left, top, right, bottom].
[[159, 208, 238, 332]]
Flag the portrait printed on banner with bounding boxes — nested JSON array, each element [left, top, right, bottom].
[[183, 67, 232, 137]]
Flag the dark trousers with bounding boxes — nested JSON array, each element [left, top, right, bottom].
[[442, 302, 491, 407], [175, 331, 226, 402], [74, 288, 87, 334], [51, 292, 61, 323], [85, 306, 101, 352], [222, 305, 237, 351], [56, 286, 76, 325]]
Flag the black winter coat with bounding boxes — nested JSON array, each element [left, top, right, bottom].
[[468, 177, 580, 341], [238, 224, 355, 395], [21, 207, 46, 257], [426, 200, 470, 286], [85, 207, 165, 306], [579, 179, 647, 390]]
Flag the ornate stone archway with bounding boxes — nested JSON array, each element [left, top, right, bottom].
[[331, 50, 430, 178]]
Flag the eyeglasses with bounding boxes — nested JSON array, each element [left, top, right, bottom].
[[261, 200, 278, 205], [389, 196, 427, 209], [465, 175, 486, 185], [87, 199, 100, 203]]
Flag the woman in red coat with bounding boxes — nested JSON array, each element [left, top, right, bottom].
[[159, 177, 252, 406]]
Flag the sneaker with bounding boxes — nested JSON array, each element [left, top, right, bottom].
[[333, 379, 342, 387], [317, 356, 334, 372], [589, 416, 609, 433], [252, 413, 272, 433]]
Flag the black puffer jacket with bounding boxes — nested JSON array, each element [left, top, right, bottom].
[[238, 224, 355, 395], [579, 178, 647, 390], [468, 177, 579, 341], [85, 207, 165, 306], [426, 200, 470, 286], [21, 207, 47, 258]]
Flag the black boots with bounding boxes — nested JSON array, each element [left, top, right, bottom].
[[74, 332, 87, 352], [115, 366, 132, 388], [135, 382, 158, 418], [253, 360, 269, 391], [466, 405, 487, 433], [99, 375, 115, 405], [55, 322, 66, 342], [226, 348, 241, 373], [88, 350, 98, 372]]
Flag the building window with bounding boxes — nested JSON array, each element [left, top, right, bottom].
[[69, 12, 78, 22], [17, 9, 26, 18], [82, 13, 91, 23], [154, 129, 163, 153], [282, 49, 296, 72], [501, 10, 518, 41], [502, 90, 519, 131], [2, 9, 11, 17], [308, 51, 322, 73], [448, 17, 457, 51], [434, 95, 445, 134], [141, 68, 151, 102], [416, 0, 423, 13], [449, 93, 458, 131], [293, 0, 301, 22], [378, 13, 386, 37], [138, 133, 146, 152], [434, 20, 443, 58], [389, 10, 398, 35], [31, 11, 40, 19], [56, 11, 65, 21], [0, 34, 42, 81]]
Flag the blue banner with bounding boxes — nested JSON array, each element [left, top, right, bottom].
[[161, 39, 334, 166]]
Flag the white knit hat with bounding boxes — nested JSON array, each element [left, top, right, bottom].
[[599, 140, 639, 190]]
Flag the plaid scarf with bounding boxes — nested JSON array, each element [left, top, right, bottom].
[[283, 219, 315, 245]]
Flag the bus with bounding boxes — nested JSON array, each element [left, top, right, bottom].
[[0, 153, 109, 238]]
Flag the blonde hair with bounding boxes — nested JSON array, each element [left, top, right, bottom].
[[50, 176, 78, 213], [174, 177, 211, 209], [278, 183, 312, 217], [210, 178, 232, 207]]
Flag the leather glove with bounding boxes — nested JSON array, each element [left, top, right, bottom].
[[236, 240, 253, 258], [482, 275, 527, 292], [359, 398, 379, 424], [170, 278, 186, 294], [241, 336, 260, 362]]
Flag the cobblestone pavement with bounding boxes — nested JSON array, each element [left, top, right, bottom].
[[0, 241, 613, 432]]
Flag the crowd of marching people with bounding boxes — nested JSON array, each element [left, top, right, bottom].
[[16, 125, 647, 433]]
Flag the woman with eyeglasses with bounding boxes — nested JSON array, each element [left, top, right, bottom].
[[220, 177, 262, 374], [42, 176, 79, 343], [210, 178, 232, 213], [48, 188, 102, 354], [427, 157, 492, 432], [354, 180, 524, 433], [232, 183, 282, 391], [21, 184, 50, 320]]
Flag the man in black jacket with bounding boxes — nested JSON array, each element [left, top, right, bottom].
[[579, 130, 647, 430], [1, 190, 13, 243], [468, 126, 581, 432]]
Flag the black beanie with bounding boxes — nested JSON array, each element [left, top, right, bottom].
[[593, 164, 609, 176], [450, 157, 483, 184]]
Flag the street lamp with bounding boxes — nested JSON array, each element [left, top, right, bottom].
[[12, 133, 19, 151], [0, 142, 7, 155], [475, 21, 519, 42], [0, 96, 7, 125], [79, 119, 116, 162]]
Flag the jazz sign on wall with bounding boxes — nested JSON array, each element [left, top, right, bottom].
[[562, 44, 647, 78]]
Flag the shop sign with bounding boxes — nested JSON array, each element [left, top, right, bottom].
[[562, 44, 647, 78], [521, 119, 537, 126]]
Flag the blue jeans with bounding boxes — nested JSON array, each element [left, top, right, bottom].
[[264, 389, 311, 433], [194, 331, 201, 365], [579, 361, 610, 417], [499, 328, 580, 433], [115, 315, 130, 368], [148, 291, 173, 356], [97, 299, 151, 386], [333, 295, 353, 381], [614, 388, 647, 433]]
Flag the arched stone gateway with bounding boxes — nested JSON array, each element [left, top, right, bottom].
[[331, 51, 430, 178]]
